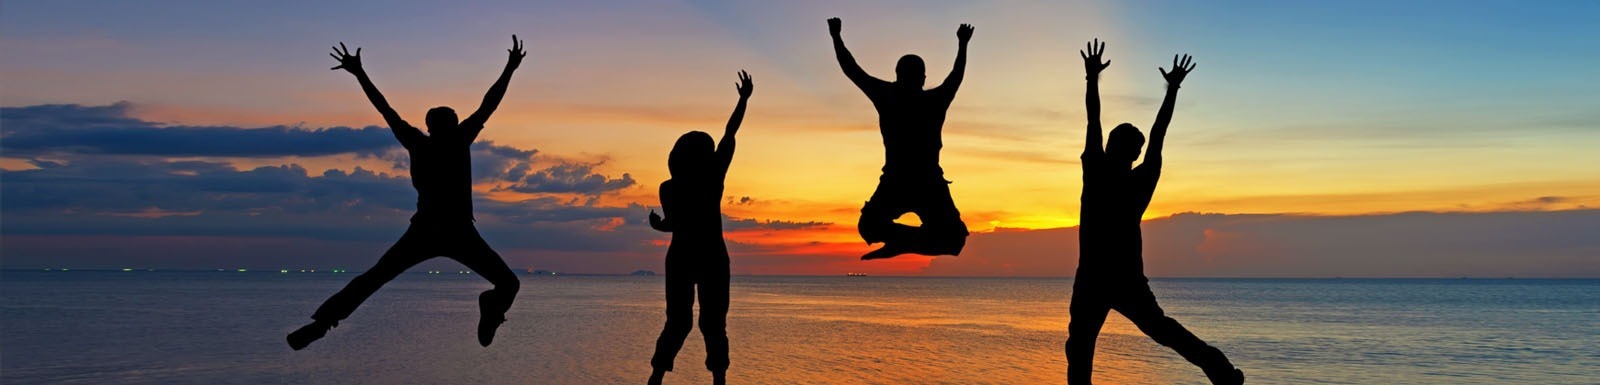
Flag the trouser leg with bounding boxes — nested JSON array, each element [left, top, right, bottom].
[[699, 267, 731, 373], [1066, 286, 1110, 385], [651, 272, 696, 371], [312, 227, 432, 322], [913, 180, 969, 255], [858, 205, 917, 245], [1115, 285, 1236, 377], [448, 226, 521, 316]]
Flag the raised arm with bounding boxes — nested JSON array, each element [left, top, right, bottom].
[[829, 17, 889, 92], [1145, 54, 1195, 165], [461, 35, 527, 142], [933, 24, 974, 96], [1080, 39, 1111, 160], [715, 71, 753, 173], [332, 43, 424, 146]]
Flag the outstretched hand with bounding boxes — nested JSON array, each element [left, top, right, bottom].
[[329, 42, 362, 73], [1080, 39, 1110, 77], [506, 34, 526, 70], [957, 24, 975, 45], [735, 70, 753, 99], [1160, 54, 1196, 87], [828, 17, 842, 36]]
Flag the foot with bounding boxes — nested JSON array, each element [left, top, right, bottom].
[[477, 315, 506, 347], [647, 370, 665, 385], [861, 242, 911, 260], [712, 371, 726, 385], [287, 321, 335, 350], [1206, 367, 1244, 385], [477, 290, 512, 347]]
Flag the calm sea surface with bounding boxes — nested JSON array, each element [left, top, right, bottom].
[[2, 272, 1595, 384]]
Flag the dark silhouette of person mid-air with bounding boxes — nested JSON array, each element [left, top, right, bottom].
[[828, 17, 974, 261], [1066, 39, 1243, 384], [287, 36, 526, 350], [645, 71, 753, 385]]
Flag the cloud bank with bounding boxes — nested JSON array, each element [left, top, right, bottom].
[[926, 211, 1600, 278]]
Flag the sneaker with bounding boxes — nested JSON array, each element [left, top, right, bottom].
[[1206, 368, 1244, 385], [477, 315, 505, 347], [477, 290, 511, 346], [287, 321, 334, 350]]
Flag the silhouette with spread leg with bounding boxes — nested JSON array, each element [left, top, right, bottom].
[[1065, 39, 1242, 384], [829, 17, 973, 260], [287, 36, 526, 350], [646, 71, 752, 385]]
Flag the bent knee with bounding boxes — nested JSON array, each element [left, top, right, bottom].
[[663, 321, 693, 335], [495, 276, 522, 292]]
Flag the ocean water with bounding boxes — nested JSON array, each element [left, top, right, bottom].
[[2, 272, 1595, 384]]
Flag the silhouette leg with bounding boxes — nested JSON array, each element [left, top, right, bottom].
[[651, 270, 696, 373], [1066, 286, 1110, 384], [1115, 285, 1241, 385], [293, 227, 432, 350], [449, 226, 521, 347], [911, 182, 969, 256], [859, 204, 917, 244], [311, 227, 433, 322], [698, 264, 731, 376], [859, 200, 921, 260]]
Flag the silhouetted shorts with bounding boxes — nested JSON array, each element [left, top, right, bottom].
[[859, 173, 970, 250]]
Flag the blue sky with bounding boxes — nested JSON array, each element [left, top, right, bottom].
[[3, 1, 1597, 276]]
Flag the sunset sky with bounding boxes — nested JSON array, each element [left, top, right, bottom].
[[4, 0, 1597, 276]]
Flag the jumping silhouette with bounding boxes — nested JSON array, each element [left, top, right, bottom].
[[287, 36, 526, 350], [645, 71, 753, 385], [1066, 40, 1243, 384], [829, 17, 973, 260]]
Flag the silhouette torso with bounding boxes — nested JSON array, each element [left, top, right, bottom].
[[1078, 156, 1160, 280], [863, 85, 957, 176], [403, 132, 475, 222], [660, 156, 732, 264]]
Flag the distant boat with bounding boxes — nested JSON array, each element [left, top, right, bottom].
[[846, 272, 868, 277]]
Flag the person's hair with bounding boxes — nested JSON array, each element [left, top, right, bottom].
[[1106, 123, 1146, 163], [425, 106, 459, 133], [668, 131, 715, 179], [895, 54, 926, 87]]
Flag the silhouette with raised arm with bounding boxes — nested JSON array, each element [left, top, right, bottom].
[[829, 17, 974, 260], [645, 71, 752, 385], [1065, 40, 1243, 384], [287, 36, 526, 350]]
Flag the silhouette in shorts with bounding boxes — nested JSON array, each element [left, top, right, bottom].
[[828, 17, 974, 260], [287, 36, 526, 350]]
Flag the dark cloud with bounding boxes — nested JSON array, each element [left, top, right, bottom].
[[492, 162, 636, 195], [1, 103, 657, 269], [924, 210, 1600, 278], [2, 103, 397, 157], [723, 215, 831, 231]]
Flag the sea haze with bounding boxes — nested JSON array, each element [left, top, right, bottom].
[[2, 272, 1595, 384]]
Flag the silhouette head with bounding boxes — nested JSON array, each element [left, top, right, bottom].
[[668, 131, 715, 180], [1106, 123, 1146, 165], [895, 54, 926, 89], [425, 107, 459, 136]]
